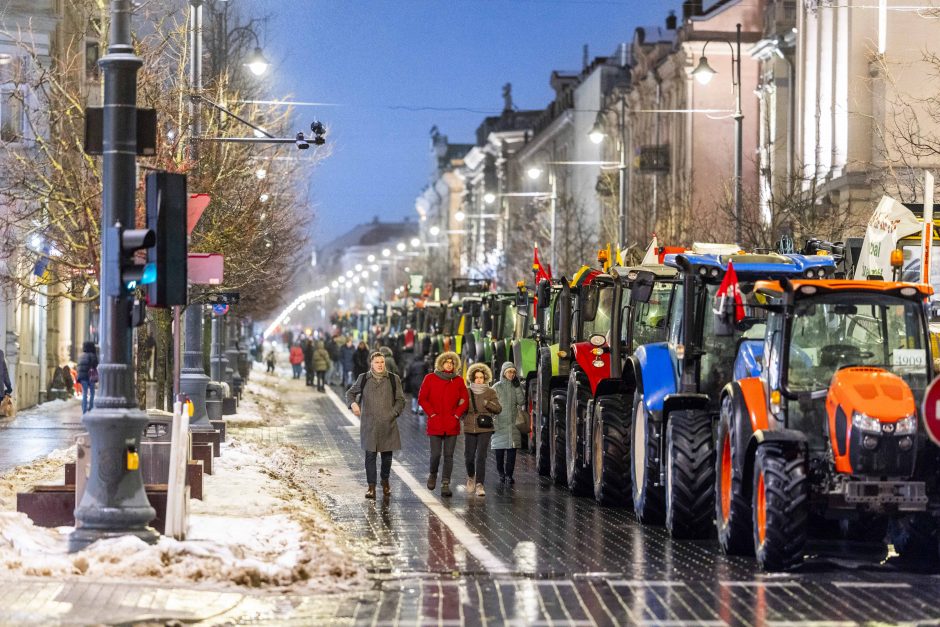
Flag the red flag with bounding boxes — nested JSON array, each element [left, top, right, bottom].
[[714, 261, 745, 323], [533, 244, 552, 284]]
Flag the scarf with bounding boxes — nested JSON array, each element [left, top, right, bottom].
[[435, 370, 459, 380], [469, 382, 488, 394], [371, 368, 388, 379]]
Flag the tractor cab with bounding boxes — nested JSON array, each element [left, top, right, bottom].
[[718, 279, 936, 571], [627, 251, 836, 538]]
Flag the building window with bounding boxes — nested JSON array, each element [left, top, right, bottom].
[[0, 88, 23, 142], [85, 41, 100, 80]]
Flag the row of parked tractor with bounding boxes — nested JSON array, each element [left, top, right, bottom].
[[378, 241, 940, 571]]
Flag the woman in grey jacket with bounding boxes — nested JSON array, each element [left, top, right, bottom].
[[464, 363, 501, 497], [491, 362, 525, 484], [346, 352, 405, 500]]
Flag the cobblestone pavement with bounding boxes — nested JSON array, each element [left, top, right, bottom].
[[3, 378, 940, 625], [267, 378, 940, 626]]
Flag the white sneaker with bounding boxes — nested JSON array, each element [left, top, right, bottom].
[[476, 484, 486, 497], [466, 477, 476, 493]]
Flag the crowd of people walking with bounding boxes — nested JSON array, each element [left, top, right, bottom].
[[270, 328, 527, 502]]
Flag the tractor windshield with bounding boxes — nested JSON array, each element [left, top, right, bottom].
[[785, 293, 930, 397], [501, 302, 517, 340], [582, 283, 614, 341], [699, 282, 767, 396], [631, 281, 675, 347]]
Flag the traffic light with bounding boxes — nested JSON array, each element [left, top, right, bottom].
[[145, 172, 188, 308], [105, 223, 156, 298]]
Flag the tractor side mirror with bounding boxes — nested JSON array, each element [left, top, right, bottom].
[[536, 279, 550, 309]]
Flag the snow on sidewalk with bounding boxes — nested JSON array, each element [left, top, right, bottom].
[[0, 378, 366, 592]]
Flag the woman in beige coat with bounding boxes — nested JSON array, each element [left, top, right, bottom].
[[463, 363, 501, 497]]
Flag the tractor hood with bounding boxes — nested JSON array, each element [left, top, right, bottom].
[[827, 367, 915, 422]]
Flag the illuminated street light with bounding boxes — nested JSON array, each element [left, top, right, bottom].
[[429, 225, 441, 236], [367, 254, 376, 262], [483, 192, 496, 204], [455, 210, 466, 222], [259, 193, 269, 203], [382, 248, 391, 257], [355, 263, 363, 271], [255, 168, 267, 180], [345, 270, 354, 278], [410, 237, 421, 247], [527, 166, 542, 180], [396, 242, 406, 252], [588, 120, 606, 144], [244, 46, 271, 76], [691, 56, 717, 85]]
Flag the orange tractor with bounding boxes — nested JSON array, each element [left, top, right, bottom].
[[716, 279, 940, 570]]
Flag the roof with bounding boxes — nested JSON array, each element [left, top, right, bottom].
[[664, 253, 835, 277], [756, 279, 934, 299], [610, 265, 679, 280]]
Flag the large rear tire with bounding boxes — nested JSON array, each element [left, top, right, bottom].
[[549, 389, 568, 486], [716, 395, 752, 555], [566, 370, 593, 496], [665, 410, 715, 539], [631, 393, 665, 524], [592, 394, 630, 507], [752, 444, 808, 572]]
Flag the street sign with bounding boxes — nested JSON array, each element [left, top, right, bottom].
[[212, 304, 229, 316], [206, 292, 240, 305], [188, 253, 224, 285], [921, 376, 940, 446]]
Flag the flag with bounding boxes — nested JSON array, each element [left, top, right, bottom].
[[533, 244, 552, 284], [641, 235, 659, 265], [714, 261, 745, 323]]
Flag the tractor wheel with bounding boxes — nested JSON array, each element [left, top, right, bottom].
[[888, 513, 938, 560], [534, 364, 552, 475], [631, 393, 665, 524], [523, 379, 537, 452], [592, 394, 630, 507], [716, 397, 753, 555], [752, 444, 808, 572], [665, 410, 715, 539], [549, 389, 568, 486], [566, 370, 593, 496]]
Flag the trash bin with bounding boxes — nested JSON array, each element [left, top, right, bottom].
[[206, 382, 223, 421], [140, 411, 174, 485]]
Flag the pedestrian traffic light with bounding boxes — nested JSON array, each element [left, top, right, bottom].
[[104, 222, 156, 297], [145, 172, 188, 308]]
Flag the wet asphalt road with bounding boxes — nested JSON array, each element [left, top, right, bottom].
[[269, 377, 940, 626], [0, 400, 83, 475]]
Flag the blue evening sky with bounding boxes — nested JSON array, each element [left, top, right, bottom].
[[256, 0, 678, 245]]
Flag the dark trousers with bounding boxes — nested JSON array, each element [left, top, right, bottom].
[[366, 451, 393, 485], [305, 367, 314, 386], [495, 448, 517, 479], [464, 432, 492, 485], [315, 370, 327, 391], [429, 435, 457, 482]]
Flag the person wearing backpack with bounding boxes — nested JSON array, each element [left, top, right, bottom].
[[76, 341, 98, 414], [346, 351, 405, 500]]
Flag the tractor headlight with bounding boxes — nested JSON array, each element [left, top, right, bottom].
[[852, 411, 881, 434], [894, 414, 918, 435]]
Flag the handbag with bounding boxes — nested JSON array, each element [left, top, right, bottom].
[[89, 367, 99, 384], [515, 408, 530, 435], [470, 392, 494, 430]]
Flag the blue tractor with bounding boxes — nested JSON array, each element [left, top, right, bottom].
[[627, 252, 835, 539]]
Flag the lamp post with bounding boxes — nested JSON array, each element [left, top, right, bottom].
[[590, 95, 630, 250], [70, 0, 157, 552], [526, 165, 558, 271], [691, 23, 744, 244]]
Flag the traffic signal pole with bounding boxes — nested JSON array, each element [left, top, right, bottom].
[[70, 0, 158, 551]]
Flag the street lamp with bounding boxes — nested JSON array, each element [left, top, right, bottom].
[[410, 237, 421, 247], [396, 241, 406, 252], [588, 120, 606, 145], [483, 192, 496, 205], [455, 210, 466, 222], [244, 46, 270, 76], [692, 23, 743, 243], [429, 225, 441, 236], [527, 166, 543, 180]]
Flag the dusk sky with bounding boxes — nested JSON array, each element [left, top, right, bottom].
[[256, 0, 679, 244]]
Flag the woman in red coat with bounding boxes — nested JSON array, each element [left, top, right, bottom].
[[418, 351, 468, 497]]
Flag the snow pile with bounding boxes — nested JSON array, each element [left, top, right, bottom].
[[0, 439, 364, 591], [0, 446, 76, 510], [227, 379, 290, 428]]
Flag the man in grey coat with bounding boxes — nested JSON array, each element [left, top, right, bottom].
[[346, 351, 405, 500]]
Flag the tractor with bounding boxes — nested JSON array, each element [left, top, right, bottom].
[[566, 264, 680, 504], [717, 278, 940, 570], [628, 252, 835, 539]]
